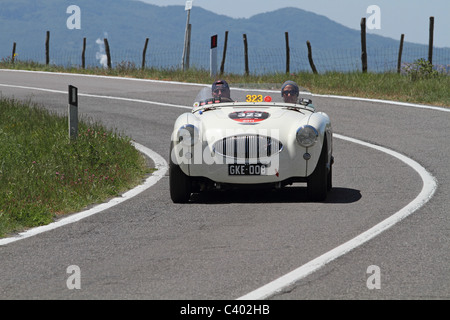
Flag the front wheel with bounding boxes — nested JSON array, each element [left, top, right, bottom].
[[169, 159, 192, 203], [307, 140, 329, 201], [327, 156, 333, 191]]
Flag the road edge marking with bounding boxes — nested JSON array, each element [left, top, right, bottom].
[[237, 133, 437, 300], [0, 83, 192, 110], [0, 142, 168, 246], [1, 68, 448, 112]]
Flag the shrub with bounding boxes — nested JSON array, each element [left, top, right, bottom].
[[402, 58, 440, 81]]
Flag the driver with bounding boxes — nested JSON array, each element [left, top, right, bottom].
[[281, 80, 299, 103], [212, 80, 233, 102]]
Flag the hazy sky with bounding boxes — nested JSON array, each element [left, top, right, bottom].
[[138, 0, 450, 48]]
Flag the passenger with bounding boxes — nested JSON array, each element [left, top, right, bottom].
[[212, 79, 233, 102], [281, 80, 299, 104]]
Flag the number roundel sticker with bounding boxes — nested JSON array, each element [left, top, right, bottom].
[[228, 110, 270, 123]]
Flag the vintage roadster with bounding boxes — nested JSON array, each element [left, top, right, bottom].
[[169, 84, 333, 203]]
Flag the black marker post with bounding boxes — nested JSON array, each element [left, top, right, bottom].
[[68, 85, 78, 140]]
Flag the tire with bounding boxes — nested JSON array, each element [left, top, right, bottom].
[[307, 139, 328, 201], [327, 156, 333, 191], [169, 156, 192, 204]]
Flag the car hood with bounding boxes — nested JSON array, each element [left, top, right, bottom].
[[196, 106, 313, 140]]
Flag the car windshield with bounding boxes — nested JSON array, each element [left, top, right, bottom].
[[193, 83, 313, 110]]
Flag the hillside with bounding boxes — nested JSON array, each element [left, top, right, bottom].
[[1, 0, 448, 73]]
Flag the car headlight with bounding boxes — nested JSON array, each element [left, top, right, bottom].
[[177, 124, 199, 146], [296, 125, 318, 147]]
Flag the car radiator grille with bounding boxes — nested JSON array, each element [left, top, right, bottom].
[[212, 135, 283, 160]]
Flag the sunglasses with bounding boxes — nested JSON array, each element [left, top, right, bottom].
[[282, 90, 297, 96], [213, 88, 229, 94]]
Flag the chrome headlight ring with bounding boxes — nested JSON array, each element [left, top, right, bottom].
[[296, 125, 318, 148]]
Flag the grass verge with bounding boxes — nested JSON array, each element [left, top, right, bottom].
[[0, 98, 151, 237]]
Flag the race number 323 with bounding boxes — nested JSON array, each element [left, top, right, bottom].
[[246, 94, 263, 102]]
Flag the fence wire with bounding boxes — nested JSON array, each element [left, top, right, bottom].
[[8, 43, 450, 75]]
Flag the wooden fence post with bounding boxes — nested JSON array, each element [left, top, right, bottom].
[[142, 38, 149, 70], [45, 31, 50, 65], [306, 41, 318, 74], [220, 31, 228, 75], [428, 16, 434, 65], [243, 34, 249, 76], [104, 38, 112, 69], [360, 18, 367, 73], [186, 24, 192, 69], [182, 5, 191, 71], [285, 32, 290, 74], [82, 37, 86, 69], [397, 34, 404, 73], [11, 42, 16, 64]]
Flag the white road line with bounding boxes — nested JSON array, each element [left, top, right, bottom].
[[313, 93, 450, 113], [0, 68, 209, 87], [238, 134, 437, 300], [0, 142, 167, 246], [1, 69, 449, 112], [0, 71, 440, 299], [0, 83, 192, 110]]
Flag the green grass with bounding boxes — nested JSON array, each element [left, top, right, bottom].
[[294, 71, 450, 107], [0, 98, 151, 237], [1, 60, 449, 107]]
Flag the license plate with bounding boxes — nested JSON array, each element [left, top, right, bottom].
[[228, 164, 266, 175]]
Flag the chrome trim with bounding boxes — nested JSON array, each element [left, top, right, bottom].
[[212, 135, 283, 160]]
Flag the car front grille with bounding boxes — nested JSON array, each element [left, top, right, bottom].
[[212, 135, 283, 160]]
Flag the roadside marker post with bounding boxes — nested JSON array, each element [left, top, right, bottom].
[[210, 34, 218, 77], [68, 85, 78, 140]]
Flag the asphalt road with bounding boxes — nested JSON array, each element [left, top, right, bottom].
[[0, 70, 448, 300]]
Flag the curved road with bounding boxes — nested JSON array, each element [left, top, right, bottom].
[[0, 70, 448, 300]]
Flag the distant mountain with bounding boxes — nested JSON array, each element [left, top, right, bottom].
[[1, 0, 448, 73]]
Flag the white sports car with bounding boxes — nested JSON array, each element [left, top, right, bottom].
[[169, 84, 333, 203]]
